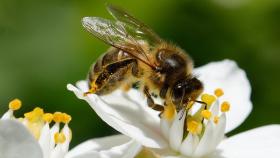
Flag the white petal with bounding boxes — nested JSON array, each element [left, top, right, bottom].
[[67, 82, 167, 148], [193, 122, 215, 157], [160, 118, 172, 140], [66, 152, 100, 158], [216, 125, 280, 158], [39, 123, 51, 158], [194, 59, 252, 133], [67, 135, 129, 156], [179, 133, 199, 156], [0, 120, 43, 158], [169, 110, 186, 151], [100, 139, 142, 158], [149, 147, 180, 158], [66, 135, 142, 158]]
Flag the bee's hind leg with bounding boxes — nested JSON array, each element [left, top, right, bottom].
[[144, 86, 164, 113]]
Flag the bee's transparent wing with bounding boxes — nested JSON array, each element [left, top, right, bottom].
[[82, 17, 157, 68], [106, 4, 161, 45]]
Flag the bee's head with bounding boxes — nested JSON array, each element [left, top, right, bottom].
[[171, 76, 203, 106]]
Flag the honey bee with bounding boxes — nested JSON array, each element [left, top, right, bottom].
[[82, 5, 205, 117]]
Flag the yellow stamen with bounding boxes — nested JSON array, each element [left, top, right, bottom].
[[187, 120, 202, 134], [32, 107, 44, 116], [9, 98, 22, 111], [54, 132, 66, 144], [214, 88, 224, 97], [221, 101, 230, 112], [43, 113, 53, 123], [214, 116, 219, 124], [53, 112, 63, 123], [24, 107, 44, 122], [162, 104, 176, 121], [201, 94, 216, 106], [62, 113, 72, 124], [201, 110, 212, 120]]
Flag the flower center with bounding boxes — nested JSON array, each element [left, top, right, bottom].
[[160, 88, 231, 157], [187, 120, 202, 135]]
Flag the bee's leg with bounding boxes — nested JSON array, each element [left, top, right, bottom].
[[121, 59, 141, 92], [144, 86, 164, 112]]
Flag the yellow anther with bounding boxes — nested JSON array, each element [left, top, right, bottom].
[[43, 113, 53, 123], [214, 116, 219, 124], [24, 107, 44, 122], [201, 110, 212, 120], [187, 120, 202, 134], [24, 112, 33, 119], [221, 101, 230, 112], [161, 104, 176, 121], [201, 94, 216, 106], [214, 88, 224, 97], [9, 99, 22, 111], [53, 112, 64, 123], [33, 107, 44, 116], [62, 113, 72, 124], [54, 132, 66, 144]]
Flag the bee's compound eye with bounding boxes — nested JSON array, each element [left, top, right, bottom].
[[172, 85, 184, 104]]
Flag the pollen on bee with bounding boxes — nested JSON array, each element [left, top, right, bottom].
[[9, 98, 22, 111], [84, 83, 98, 96], [162, 104, 176, 121]]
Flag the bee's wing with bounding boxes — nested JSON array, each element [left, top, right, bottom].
[[82, 16, 158, 69], [106, 4, 161, 45]]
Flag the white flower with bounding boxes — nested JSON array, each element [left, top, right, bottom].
[[0, 99, 141, 158], [68, 59, 280, 158]]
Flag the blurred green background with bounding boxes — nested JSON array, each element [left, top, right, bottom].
[[0, 0, 279, 147]]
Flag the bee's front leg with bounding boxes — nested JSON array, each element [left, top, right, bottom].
[[144, 86, 164, 113]]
